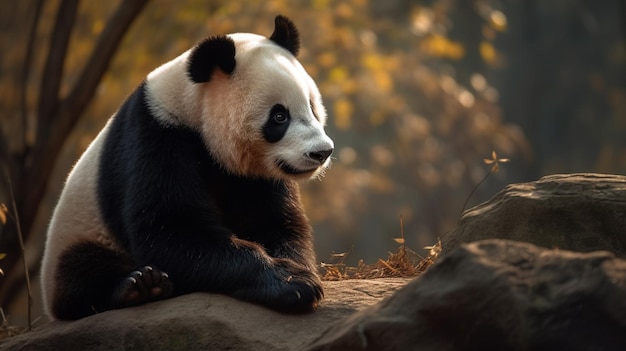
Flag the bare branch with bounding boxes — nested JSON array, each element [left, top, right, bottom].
[[25, 0, 149, 233], [61, 0, 149, 123], [3, 0, 149, 313], [20, 0, 44, 155], [36, 0, 79, 146]]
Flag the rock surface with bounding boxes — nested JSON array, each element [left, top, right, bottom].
[[309, 239, 626, 351], [0, 278, 409, 351], [442, 173, 626, 257]]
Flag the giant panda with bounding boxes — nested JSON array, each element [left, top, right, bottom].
[[40, 15, 334, 321]]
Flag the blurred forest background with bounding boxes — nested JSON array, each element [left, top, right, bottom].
[[1, 0, 625, 325]]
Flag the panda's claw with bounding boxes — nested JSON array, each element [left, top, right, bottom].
[[111, 265, 174, 309]]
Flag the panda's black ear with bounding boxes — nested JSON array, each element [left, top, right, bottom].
[[187, 35, 236, 83], [269, 15, 300, 56]]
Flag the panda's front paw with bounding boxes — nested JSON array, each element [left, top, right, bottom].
[[111, 266, 174, 308], [265, 258, 324, 313]]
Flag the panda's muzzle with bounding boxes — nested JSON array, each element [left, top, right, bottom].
[[278, 162, 317, 175], [278, 147, 333, 175]]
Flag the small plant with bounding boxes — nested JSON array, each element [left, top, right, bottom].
[[483, 150, 510, 173], [1, 204, 29, 340], [0, 308, 27, 341], [0, 169, 32, 335], [1, 203, 6, 277], [459, 150, 509, 220]]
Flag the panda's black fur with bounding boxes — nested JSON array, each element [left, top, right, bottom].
[[42, 16, 331, 320]]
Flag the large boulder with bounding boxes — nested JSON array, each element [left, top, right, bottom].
[[309, 239, 626, 351], [442, 173, 626, 257], [0, 278, 409, 350]]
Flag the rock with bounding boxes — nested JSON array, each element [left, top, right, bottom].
[[308, 239, 626, 351], [442, 173, 626, 257], [0, 278, 409, 351]]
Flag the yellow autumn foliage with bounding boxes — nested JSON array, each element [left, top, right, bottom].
[[328, 66, 349, 83], [421, 34, 464, 60], [480, 41, 497, 64], [333, 97, 353, 130]]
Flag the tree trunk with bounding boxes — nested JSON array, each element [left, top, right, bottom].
[[0, 0, 148, 315]]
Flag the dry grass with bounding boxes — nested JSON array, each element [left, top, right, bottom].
[[320, 239, 442, 281], [0, 324, 27, 341], [0, 309, 28, 341]]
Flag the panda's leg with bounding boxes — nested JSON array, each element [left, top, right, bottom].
[[53, 241, 173, 320], [266, 239, 320, 280], [266, 241, 324, 304], [223, 237, 324, 313]]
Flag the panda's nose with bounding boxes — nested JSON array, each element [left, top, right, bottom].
[[307, 149, 333, 164]]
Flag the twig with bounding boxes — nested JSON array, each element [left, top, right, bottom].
[[459, 151, 509, 223], [4, 171, 31, 331], [459, 170, 491, 223], [377, 258, 400, 274]]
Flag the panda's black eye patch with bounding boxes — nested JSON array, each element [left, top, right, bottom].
[[263, 104, 291, 143]]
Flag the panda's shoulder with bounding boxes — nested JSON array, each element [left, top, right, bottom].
[[99, 82, 211, 181]]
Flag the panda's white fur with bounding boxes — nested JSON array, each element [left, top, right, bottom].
[[41, 16, 333, 320]]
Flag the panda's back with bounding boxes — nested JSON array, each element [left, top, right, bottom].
[[40, 115, 116, 316]]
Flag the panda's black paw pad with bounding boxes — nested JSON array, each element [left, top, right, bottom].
[[112, 266, 174, 308]]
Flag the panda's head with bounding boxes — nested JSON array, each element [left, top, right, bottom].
[[146, 15, 333, 181]]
